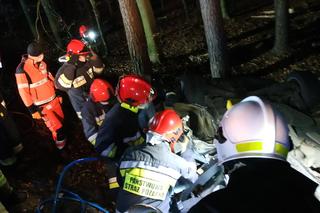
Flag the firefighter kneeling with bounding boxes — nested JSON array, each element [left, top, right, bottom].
[[116, 109, 198, 213]]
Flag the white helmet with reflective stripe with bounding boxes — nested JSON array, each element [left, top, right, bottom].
[[216, 96, 290, 164]]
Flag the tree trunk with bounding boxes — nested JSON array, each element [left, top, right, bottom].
[[136, 0, 161, 64], [19, 0, 37, 39], [41, 0, 62, 47], [88, 0, 108, 56], [118, 0, 151, 75], [220, 0, 230, 19], [273, 0, 289, 55], [199, 0, 228, 78]]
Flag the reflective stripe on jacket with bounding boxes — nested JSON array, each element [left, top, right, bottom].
[[81, 99, 111, 145], [54, 57, 104, 92], [95, 103, 144, 158], [116, 142, 198, 212], [16, 57, 56, 108]]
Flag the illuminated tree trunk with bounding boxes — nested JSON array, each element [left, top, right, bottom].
[[118, 0, 151, 75], [41, 0, 62, 47], [273, 0, 289, 55], [19, 0, 37, 39], [199, 0, 228, 78], [89, 0, 108, 55], [136, 0, 161, 64]]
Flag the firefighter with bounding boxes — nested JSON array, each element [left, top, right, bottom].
[[81, 78, 115, 146], [0, 92, 23, 166], [94, 74, 155, 158], [189, 96, 320, 213], [15, 42, 66, 149], [0, 169, 27, 211], [116, 109, 198, 213], [55, 39, 104, 119], [94, 75, 155, 190]]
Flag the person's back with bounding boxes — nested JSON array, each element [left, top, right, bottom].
[[94, 102, 142, 157], [94, 75, 155, 158], [116, 109, 198, 213], [190, 96, 320, 213], [80, 79, 114, 145]]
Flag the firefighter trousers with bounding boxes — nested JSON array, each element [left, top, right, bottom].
[[0, 106, 21, 161], [40, 97, 65, 148]]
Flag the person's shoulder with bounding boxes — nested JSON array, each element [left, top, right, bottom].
[[16, 55, 28, 73]]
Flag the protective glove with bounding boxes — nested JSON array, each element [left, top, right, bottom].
[[31, 112, 42, 119]]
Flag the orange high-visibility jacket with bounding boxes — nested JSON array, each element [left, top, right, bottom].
[[16, 56, 56, 113]]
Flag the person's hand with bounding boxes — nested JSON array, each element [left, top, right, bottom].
[[58, 96, 63, 104], [32, 112, 42, 119], [89, 49, 98, 60]]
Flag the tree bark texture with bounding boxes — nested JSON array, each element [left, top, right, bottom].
[[118, 0, 151, 75], [273, 0, 289, 54], [19, 0, 37, 39], [136, 0, 161, 64], [41, 0, 62, 47], [89, 0, 108, 55], [199, 0, 228, 78]]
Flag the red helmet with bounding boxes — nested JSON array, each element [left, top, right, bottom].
[[117, 75, 155, 107], [79, 25, 88, 37], [90, 79, 114, 102], [66, 39, 88, 55], [149, 109, 183, 143]]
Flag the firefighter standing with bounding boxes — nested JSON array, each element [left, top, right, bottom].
[[81, 78, 115, 145], [15, 42, 66, 149], [116, 109, 198, 213], [189, 96, 320, 213], [55, 39, 104, 119]]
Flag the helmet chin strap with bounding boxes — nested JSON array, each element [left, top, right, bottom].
[[99, 101, 109, 105]]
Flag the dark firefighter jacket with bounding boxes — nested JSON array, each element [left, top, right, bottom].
[[189, 159, 320, 213], [80, 98, 112, 145], [94, 102, 144, 159], [54, 56, 104, 93], [116, 141, 198, 213]]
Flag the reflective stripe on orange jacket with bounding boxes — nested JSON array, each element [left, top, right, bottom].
[[16, 56, 56, 109]]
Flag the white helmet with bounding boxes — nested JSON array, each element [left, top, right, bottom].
[[216, 96, 290, 164]]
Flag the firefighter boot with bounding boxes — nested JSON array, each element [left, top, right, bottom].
[[53, 129, 66, 150]]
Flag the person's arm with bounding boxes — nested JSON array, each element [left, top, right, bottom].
[[172, 153, 198, 183], [15, 66, 38, 115], [89, 51, 104, 74], [81, 104, 99, 146], [94, 117, 117, 157], [54, 64, 75, 92]]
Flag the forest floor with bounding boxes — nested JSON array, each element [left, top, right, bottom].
[[2, 0, 320, 212]]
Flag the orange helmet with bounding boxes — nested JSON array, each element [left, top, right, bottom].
[[90, 79, 114, 102], [148, 109, 183, 143], [116, 75, 156, 107], [66, 39, 89, 55]]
